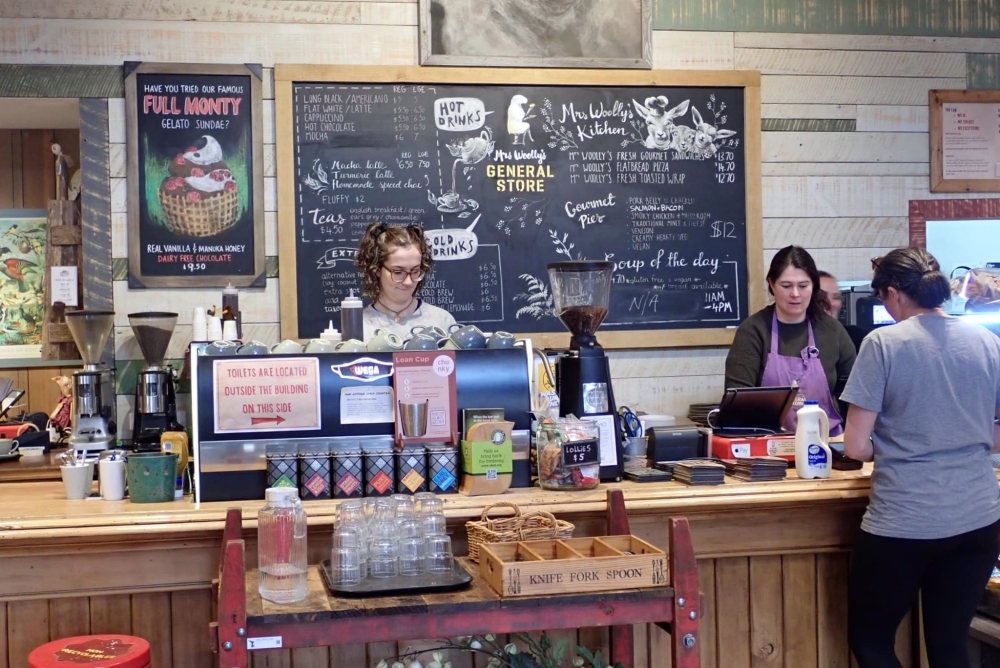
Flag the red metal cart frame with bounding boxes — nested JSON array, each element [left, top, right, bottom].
[[212, 490, 701, 668]]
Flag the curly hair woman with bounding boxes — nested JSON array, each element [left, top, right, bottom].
[[354, 222, 456, 341]]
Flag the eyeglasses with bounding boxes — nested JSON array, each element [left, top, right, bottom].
[[384, 267, 426, 283]]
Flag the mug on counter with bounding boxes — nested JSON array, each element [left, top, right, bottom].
[[205, 340, 239, 356], [270, 339, 304, 355], [0, 438, 19, 456], [403, 333, 439, 351], [367, 329, 403, 352], [237, 340, 269, 356], [410, 325, 447, 343], [486, 331, 519, 349], [445, 324, 487, 349], [303, 338, 336, 354], [335, 339, 367, 353]]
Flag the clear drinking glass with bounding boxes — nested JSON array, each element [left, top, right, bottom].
[[398, 519, 422, 540], [330, 524, 368, 580], [258, 487, 308, 603], [370, 538, 398, 578], [363, 497, 376, 522], [424, 534, 454, 573], [417, 496, 444, 517], [421, 513, 447, 536], [413, 491, 437, 513], [398, 537, 424, 576], [330, 546, 361, 586], [374, 498, 396, 523], [339, 500, 365, 524]]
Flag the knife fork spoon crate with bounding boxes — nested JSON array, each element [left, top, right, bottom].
[[479, 535, 667, 597]]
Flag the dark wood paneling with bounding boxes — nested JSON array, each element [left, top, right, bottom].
[[0, 66, 123, 98]]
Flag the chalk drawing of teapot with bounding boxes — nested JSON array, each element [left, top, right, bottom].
[[429, 127, 495, 214]]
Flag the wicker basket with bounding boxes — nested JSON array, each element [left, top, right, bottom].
[[466, 501, 574, 563], [158, 185, 239, 238]]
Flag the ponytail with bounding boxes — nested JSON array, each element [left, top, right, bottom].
[[872, 247, 950, 310]]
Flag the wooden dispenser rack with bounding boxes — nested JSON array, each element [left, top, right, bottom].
[[212, 490, 703, 667]]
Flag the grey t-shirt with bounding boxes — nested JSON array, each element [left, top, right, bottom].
[[841, 314, 1000, 539], [362, 300, 457, 342]]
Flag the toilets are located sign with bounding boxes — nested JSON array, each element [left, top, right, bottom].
[[213, 357, 321, 433]]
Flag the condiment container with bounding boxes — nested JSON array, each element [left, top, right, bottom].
[[340, 290, 364, 342], [536, 419, 601, 491]]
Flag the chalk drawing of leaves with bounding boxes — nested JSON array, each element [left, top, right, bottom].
[[513, 274, 555, 320]]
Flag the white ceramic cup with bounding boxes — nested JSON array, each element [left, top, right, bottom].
[[61, 462, 95, 500], [367, 329, 403, 352], [335, 339, 367, 353], [206, 316, 223, 341], [99, 459, 126, 501]]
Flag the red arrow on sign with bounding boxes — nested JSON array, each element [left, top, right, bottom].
[[250, 415, 286, 426]]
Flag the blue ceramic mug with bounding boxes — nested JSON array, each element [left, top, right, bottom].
[[404, 333, 439, 351], [445, 324, 487, 349]]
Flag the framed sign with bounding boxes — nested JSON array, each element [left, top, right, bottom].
[[125, 63, 266, 288], [0, 210, 46, 359], [930, 89, 1000, 193], [419, 0, 652, 69]]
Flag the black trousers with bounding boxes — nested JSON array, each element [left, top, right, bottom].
[[849, 517, 1000, 668]]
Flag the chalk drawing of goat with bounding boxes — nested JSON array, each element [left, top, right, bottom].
[[632, 96, 690, 151], [674, 107, 738, 158]]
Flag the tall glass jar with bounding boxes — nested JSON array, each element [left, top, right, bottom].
[[258, 487, 308, 604]]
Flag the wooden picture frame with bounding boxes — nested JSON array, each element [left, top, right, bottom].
[[419, 0, 653, 69], [273, 65, 763, 349], [124, 62, 265, 289], [929, 89, 1000, 194]]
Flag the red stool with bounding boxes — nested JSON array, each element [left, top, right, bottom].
[[29, 635, 150, 668]]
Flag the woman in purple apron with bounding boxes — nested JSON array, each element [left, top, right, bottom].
[[724, 246, 857, 435]]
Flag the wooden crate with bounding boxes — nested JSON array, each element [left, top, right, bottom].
[[479, 535, 668, 597]]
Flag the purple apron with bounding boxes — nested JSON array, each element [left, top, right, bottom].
[[760, 312, 843, 436]]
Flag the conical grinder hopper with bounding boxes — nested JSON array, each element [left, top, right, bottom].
[[65, 310, 115, 369], [129, 312, 178, 369]]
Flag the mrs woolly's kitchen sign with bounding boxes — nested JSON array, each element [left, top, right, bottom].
[[125, 63, 265, 288]]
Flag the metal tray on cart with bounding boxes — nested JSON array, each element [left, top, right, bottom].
[[320, 559, 473, 597]]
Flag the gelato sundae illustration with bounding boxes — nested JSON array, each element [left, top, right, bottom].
[[157, 135, 240, 237]]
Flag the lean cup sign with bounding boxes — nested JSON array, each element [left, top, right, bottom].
[[213, 358, 322, 433], [435, 98, 491, 131]]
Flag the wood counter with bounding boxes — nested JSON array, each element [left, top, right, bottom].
[[0, 470, 879, 668]]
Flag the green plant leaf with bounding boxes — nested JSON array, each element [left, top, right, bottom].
[[574, 646, 596, 666], [552, 640, 568, 665], [592, 650, 604, 668]]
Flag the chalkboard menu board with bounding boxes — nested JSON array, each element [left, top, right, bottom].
[[276, 67, 763, 346]]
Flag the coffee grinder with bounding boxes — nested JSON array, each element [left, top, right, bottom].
[[65, 310, 117, 451], [547, 261, 623, 480], [129, 312, 183, 451]]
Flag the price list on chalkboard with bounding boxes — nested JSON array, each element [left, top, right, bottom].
[[291, 82, 748, 338]]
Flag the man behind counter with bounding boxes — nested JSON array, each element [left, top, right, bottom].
[[724, 246, 856, 435]]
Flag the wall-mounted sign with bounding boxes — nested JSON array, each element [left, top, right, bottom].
[[213, 357, 321, 433], [125, 62, 266, 288], [931, 90, 1000, 193]]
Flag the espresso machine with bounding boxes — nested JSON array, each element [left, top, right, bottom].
[[65, 310, 117, 451], [547, 261, 623, 479], [129, 312, 183, 451]]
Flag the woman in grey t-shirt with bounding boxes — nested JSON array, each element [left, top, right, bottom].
[[842, 247, 1000, 668]]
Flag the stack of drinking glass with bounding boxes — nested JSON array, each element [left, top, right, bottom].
[[330, 492, 453, 585]]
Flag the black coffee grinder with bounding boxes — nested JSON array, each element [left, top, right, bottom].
[[129, 312, 183, 451], [547, 261, 623, 480]]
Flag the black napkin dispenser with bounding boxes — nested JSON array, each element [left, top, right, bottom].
[[646, 425, 707, 464]]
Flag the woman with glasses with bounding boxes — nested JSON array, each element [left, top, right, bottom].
[[355, 222, 456, 341], [842, 247, 1000, 668], [724, 245, 856, 435]]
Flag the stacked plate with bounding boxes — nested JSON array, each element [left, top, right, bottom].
[[671, 460, 726, 486], [687, 403, 719, 427], [722, 456, 788, 482]]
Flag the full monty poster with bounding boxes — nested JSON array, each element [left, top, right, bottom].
[[125, 63, 265, 288]]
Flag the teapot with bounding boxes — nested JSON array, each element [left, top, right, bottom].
[[447, 127, 494, 164]]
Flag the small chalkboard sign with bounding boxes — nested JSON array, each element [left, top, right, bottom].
[[125, 62, 266, 288], [276, 66, 765, 348], [562, 439, 600, 468]]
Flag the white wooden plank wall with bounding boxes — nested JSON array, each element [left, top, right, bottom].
[[0, 6, 990, 415]]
